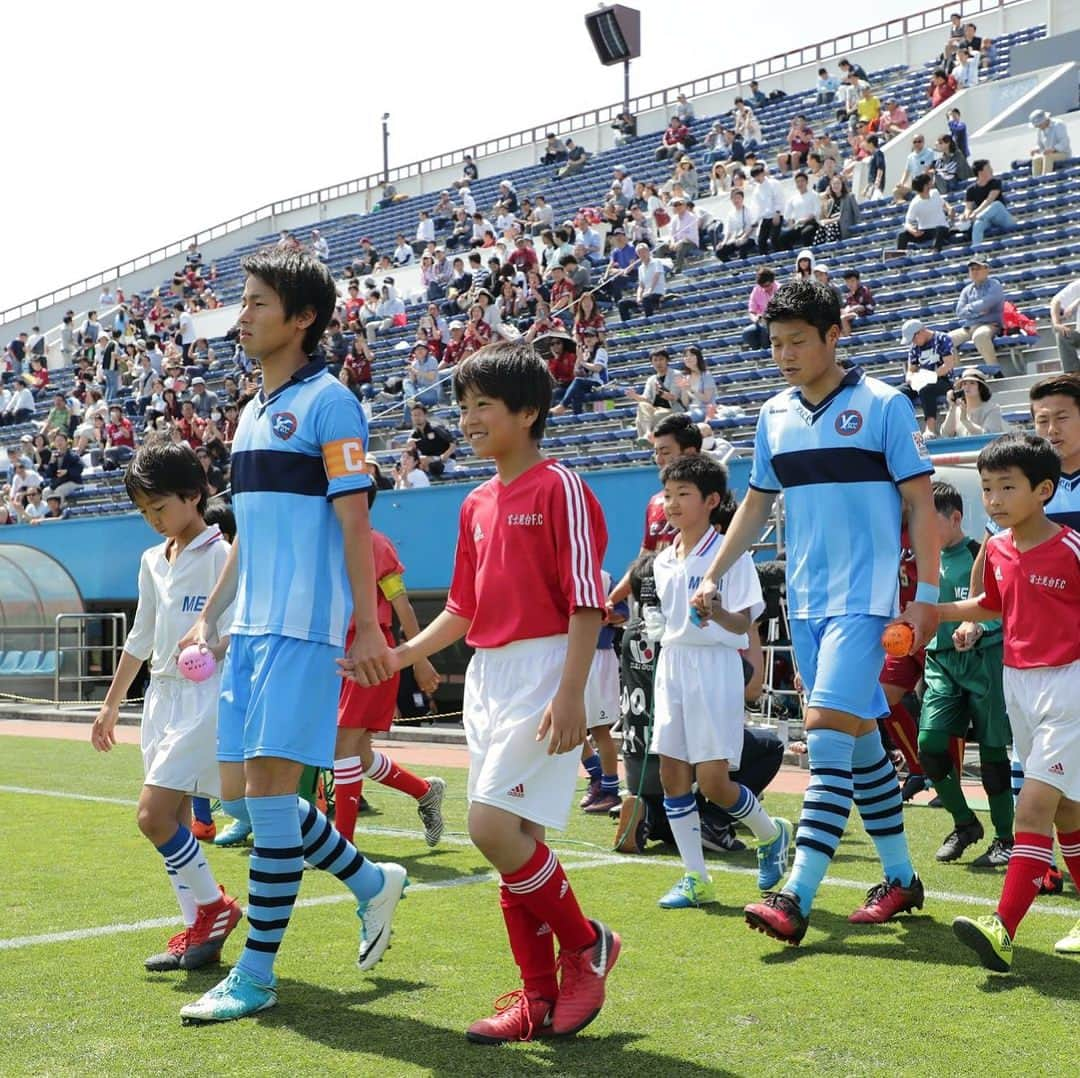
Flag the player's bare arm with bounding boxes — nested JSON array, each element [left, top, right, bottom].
[[537, 607, 602, 756], [692, 488, 776, 617], [939, 595, 1001, 626], [348, 609, 471, 680], [955, 534, 989, 650], [179, 536, 239, 651], [335, 493, 394, 687], [91, 651, 145, 752], [389, 592, 441, 694], [711, 603, 754, 636], [894, 474, 941, 651]]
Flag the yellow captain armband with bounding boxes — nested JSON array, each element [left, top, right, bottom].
[[379, 573, 406, 603]]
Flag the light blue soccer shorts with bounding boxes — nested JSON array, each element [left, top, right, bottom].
[[217, 633, 341, 768], [789, 614, 891, 721]]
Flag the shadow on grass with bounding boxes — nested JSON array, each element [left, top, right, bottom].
[[754, 908, 1078, 1000]]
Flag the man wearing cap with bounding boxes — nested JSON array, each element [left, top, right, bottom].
[[897, 174, 955, 252], [1028, 110, 1072, 178], [439, 320, 468, 373], [188, 376, 219, 420], [401, 342, 439, 425], [654, 197, 699, 275], [900, 318, 958, 436], [961, 160, 1016, 245], [1050, 275, 1080, 374], [613, 165, 634, 203], [948, 257, 1010, 372], [748, 164, 785, 255]]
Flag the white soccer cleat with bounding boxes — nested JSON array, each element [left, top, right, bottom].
[[356, 862, 408, 971]]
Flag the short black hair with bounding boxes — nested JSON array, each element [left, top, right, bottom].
[[649, 348, 670, 363], [124, 438, 209, 514], [764, 280, 841, 341], [1030, 373, 1080, 412], [628, 550, 657, 606], [660, 455, 730, 525], [452, 341, 552, 441], [653, 412, 703, 451], [912, 174, 933, 194], [971, 158, 989, 174], [931, 479, 964, 517], [239, 247, 338, 354], [203, 501, 236, 541], [977, 432, 1060, 495]]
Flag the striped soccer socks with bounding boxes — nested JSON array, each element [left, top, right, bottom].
[[664, 792, 710, 878], [157, 825, 219, 921], [851, 730, 914, 885], [299, 797, 385, 902]]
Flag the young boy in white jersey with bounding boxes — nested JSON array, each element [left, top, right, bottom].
[[355, 341, 620, 1045], [579, 569, 625, 815], [651, 455, 791, 908], [940, 433, 1080, 970], [91, 440, 242, 972]]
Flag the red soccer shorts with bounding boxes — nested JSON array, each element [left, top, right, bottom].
[[337, 626, 399, 731], [879, 648, 926, 693]]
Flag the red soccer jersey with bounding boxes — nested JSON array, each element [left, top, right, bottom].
[[447, 459, 607, 648], [898, 526, 917, 609], [346, 529, 405, 632], [979, 526, 1080, 669], [642, 491, 677, 552]]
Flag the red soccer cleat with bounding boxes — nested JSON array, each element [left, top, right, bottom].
[[849, 875, 925, 923], [1040, 866, 1064, 896], [551, 920, 621, 1036], [465, 989, 555, 1045], [144, 930, 190, 972], [191, 819, 217, 842], [745, 890, 808, 945], [179, 886, 243, 969]]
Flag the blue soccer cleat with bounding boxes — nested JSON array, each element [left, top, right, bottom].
[[180, 967, 277, 1024], [756, 817, 793, 891], [213, 819, 252, 847], [658, 871, 716, 909]]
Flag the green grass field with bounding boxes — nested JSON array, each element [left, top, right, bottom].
[[2, 733, 1077, 1077]]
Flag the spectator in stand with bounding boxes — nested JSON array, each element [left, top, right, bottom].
[[859, 134, 887, 200], [715, 188, 759, 262], [777, 115, 814, 174], [961, 160, 1017, 245], [310, 229, 329, 262], [1050, 276, 1080, 373], [0, 377, 35, 426], [948, 107, 970, 157], [407, 402, 457, 477], [527, 195, 554, 236], [779, 172, 820, 251], [602, 228, 639, 304], [554, 138, 589, 179], [571, 292, 606, 350], [812, 264, 844, 307], [892, 134, 937, 201], [675, 344, 716, 421], [951, 45, 980, 89], [454, 153, 478, 190], [41, 432, 83, 501], [59, 314, 76, 366], [839, 270, 875, 336], [463, 302, 492, 350], [838, 56, 868, 82], [431, 191, 455, 229], [961, 21, 982, 55], [732, 98, 762, 152], [748, 163, 785, 255], [835, 75, 862, 129], [933, 133, 973, 192], [656, 116, 691, 161], [855, 85, 881, 132], [745, 81, 767, 109], [104, 404, 135, 455], [814, 175, 860, 244], [1028, 109, 1072, 178], [674, 93, 695, 124], [365, 283, 406, 343], [392, 447, 431, 490], [612, 111, 637, 146], [943, 11, 966, 62], [897, 174, 956, 252], [551, 327, 610, 416], [542, 332, 577, 403], [940, 368, 1008, 437], [949, 255, 1008, 371], [654, 197, 699, 275], [343, 338, 375, 399], [188, 376, 219, 419], [900, 318, 957, 435], [175, 400, 206, 449], [614, 243, 664, 323], [670, 156, 700, 200], [743, 267, 778, 351], [928, 68, 957, 109], [879, 98, 910, 138], [39, 392, 71, 436], [629, 348, 682, 442], [401, 342, 440, 424], [540, 132, 567, 165], [414, 211, 436, 255], [816, 67, 840, 104]]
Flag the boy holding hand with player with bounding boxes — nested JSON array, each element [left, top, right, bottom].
[[939, 433, 1080, 970], [345, 341, 620, 1045], [650, 455, 790, 909]]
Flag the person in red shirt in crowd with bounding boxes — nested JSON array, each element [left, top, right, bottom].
[[523, 300, 566, 343], [220, 402, 239, 445], [175, 399, 206, 450], [928, 68, 957, 108], [548, 263, 576, 318], [940, 433, 1080, 972], [439, 320, 468, 373], [656, 116, 691, 161], [778, 115, 814, 174], [344, 282, 365, 327], [544, 333, 577, 403], [105, 405, 135, 450], [29, 357, 50, 394], [508, 235, 538, 275], [608, 414, 702, 610], [344, 337, 374, 394], [375, 341, 619, 1044], [572, 292, 606, 351], [464, 303, 492, 349]]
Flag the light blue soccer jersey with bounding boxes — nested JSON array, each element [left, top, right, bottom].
[[749, 367, 934, 618], [230, 359, 371, 647]]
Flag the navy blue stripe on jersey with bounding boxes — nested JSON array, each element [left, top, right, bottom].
[[1049, 509, 1080, 531], [772, 447, 891, 488], [231, 450, 328, 498]]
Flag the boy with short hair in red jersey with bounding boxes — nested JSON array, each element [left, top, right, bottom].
[[938, 433, 1080, 970], [353, 340, 619, 1044], [333, 485, 445, 846]]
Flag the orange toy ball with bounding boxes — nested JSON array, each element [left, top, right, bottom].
[[881, 623, 915, 657]]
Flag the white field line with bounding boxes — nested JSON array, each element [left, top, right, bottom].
[[2, 786, 1078, 954]]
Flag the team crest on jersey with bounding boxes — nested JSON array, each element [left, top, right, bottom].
[[271, 411, 298, 440], [912, 429, 930, 457], [473, 522, 484, 542], [835, 409, 863, 436]]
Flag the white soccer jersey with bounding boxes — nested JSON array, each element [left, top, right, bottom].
[[124, 525, 231, 678], [653, 528, 764, 649]]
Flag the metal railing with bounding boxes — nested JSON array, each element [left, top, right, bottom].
[[0, 0, 1027, 327], [53, 612, 128, 708]]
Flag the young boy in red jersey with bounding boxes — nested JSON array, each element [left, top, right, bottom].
[[939, 433, 1080, 970], [346, 341, 620, 1043], [334, 484, 445, 845]]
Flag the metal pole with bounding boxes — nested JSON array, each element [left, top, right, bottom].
[[381, 114, 390, 184], [623, 58, 631, 117]]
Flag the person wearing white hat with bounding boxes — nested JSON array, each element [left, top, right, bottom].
[[1028, 109, 1071, 178], [940, 367, 1008, 437]]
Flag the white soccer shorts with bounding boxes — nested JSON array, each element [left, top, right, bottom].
[[1004, 661, 1080, 800], [141, 676, 221, 797]]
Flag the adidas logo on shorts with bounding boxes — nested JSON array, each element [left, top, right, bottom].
[[507, 783, 525, 798], [1048, 762, 1065, 776]]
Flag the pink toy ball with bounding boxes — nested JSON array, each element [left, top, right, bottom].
[[178, 644, 216, 683]]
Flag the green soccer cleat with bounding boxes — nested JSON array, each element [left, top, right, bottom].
[[658, 871, 716, 909], [952, 914, 1013, 973], [756, 817, 793, 891], [1054, 918, 1080, 955], [180, 967, 277, 1024]]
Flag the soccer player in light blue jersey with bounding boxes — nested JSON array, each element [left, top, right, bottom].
[[178, 248, 407, 1023], [692, 280, 941, 945]]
